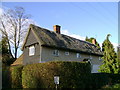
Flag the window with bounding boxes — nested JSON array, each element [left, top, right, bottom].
[[89, 55, 92, 60], [29, 45, 35, 56], [76, 53, 81, 58], [99, 57, 102, 61], [65, 52, 69, 55], [53, 50, 59, 56]]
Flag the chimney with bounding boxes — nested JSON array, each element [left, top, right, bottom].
[[92, 39, 96, 45], [53, 25, 61, 34]]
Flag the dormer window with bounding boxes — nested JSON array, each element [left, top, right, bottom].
[[29, 45, 35, 56]]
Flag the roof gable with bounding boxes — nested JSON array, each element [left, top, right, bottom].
[[21, 24, 42, 50]]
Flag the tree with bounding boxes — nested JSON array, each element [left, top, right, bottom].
[[99, 34, 119, 74], [117, 45, 120, 73], [0, 7, 33, 60], [0, 36, 14, 65], [85, 36, 101, 49]]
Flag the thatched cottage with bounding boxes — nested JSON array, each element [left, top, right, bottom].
[[13, 24, 103, 73]]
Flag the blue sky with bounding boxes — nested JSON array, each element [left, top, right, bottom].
[[2, 2, 118, 56]]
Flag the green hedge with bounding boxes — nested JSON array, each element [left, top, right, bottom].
[[88, 73, 120, 89], [2, 61, 120, 89], [22, 61, 91, 88], [2, 66, 11, 89], [10, 65, 23, 88]]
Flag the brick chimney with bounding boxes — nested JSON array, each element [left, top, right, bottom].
[[92, 39, 96, 45], [53, 25, 61, 34]]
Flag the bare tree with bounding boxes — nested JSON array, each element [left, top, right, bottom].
[[0, 7, 34, 60]]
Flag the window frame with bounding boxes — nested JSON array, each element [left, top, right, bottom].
[[53, 50, 59, 56], [65, 52, 69, 55], [29, 45, 35, 56], [76, 53, 81, 58], [99, 57, 102, 61], [89, 55, 92, 60]]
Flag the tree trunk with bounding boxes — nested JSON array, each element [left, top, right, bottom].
[[14, 48, 17, 60]]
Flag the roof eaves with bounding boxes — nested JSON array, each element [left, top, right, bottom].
[[41, 44, 103, 56]]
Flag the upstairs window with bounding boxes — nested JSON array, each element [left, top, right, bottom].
[[29, 45, 35, 56], [99, 57, 102, 60], [65, 52, 69, 55], [76, 53, 81, 58], [53, 50, 59, 56], [89, 55, 92, 60]]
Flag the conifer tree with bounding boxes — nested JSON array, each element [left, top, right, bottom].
[[117, 45, 120, 73], [0, 36, 14, 65], [99, 34, 119, 74]]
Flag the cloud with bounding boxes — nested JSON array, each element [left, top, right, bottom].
[[61, 30, 118, 52], [0, 8, 3, 15], [61, 30, 85, 40], [112, 42, 118, 52], [99, 42, 118, 52]]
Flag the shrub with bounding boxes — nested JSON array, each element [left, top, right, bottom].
[[90, 73, 120, 89], [89, 73, 109, 89], [112, 84, 120, 88], [22, 61, 91, 88], [2, 66, 11, 89], [10, 65, 23, 88], [2, 61, 120, 89]]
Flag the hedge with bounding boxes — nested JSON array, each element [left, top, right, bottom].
[[22, 61, 91, 88], [10, 65, 23, 88], [2, 61, 120, 89], [2, 66, 11, 89]]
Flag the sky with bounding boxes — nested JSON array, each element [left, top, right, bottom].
[[1, 1, 119, 56]]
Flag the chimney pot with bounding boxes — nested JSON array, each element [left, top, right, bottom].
[[53, 25, 61, 34], [92, 39, 96, 45]]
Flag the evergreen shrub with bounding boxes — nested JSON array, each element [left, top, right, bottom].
[[22, 61, 91, 88], [10, 65, 23, 88]]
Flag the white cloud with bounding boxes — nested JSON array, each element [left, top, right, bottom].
[[61, 30, 85, 40], [61, 30, 118, 52], [99, 42, 118, 52], [112, 42, 118, 52], [0, 8, 3, 15]]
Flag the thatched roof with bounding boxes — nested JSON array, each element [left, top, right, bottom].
[[11, 54, 23, 66], [22, 24, 103, 56]]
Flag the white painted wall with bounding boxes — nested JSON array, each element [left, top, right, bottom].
[[91, 64, 100, 73]]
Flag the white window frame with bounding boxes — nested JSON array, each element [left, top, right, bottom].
[[76, 53, 81, 58], [65, 52, 69, 55], [99, 57, 102, 61], [53, 50, 59, 56], [29, 45, 35, 56], [89, 55, 92, 60]]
